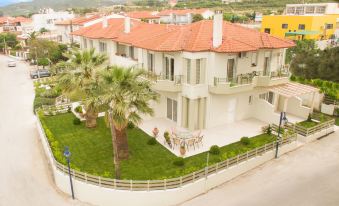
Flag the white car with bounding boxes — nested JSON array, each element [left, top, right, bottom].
[[7, 60, 16, 67]]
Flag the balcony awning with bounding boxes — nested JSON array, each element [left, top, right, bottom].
[[268, 82, 318, 98], [285, 30, 320, 36]]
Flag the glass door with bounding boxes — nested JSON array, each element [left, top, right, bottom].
[[227, 59, 235, 83]]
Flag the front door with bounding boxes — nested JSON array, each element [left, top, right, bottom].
[[227, 59, 235, 82], [165, 57, 175, 81], [167, 98, 177, 122]]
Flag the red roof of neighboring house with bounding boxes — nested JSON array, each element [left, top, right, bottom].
[[126, 11, 160, 19], [72, 19, 295, 53], [0, 16, 31, 24], [55, 15, 101, 26], [157, 9, 210, 16]]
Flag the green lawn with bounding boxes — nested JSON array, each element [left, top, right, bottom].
[[297, 120, 319, 128], [40, 113, 276, 180], [336, 117, 339, 126]]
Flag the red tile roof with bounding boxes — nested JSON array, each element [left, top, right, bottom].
[[55, 15, 101, 26], [126, 11, 160, 19], [72, 19, 295, 53], [0, 16, 31, 24]]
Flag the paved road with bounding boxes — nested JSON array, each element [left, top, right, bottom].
[[181, 129, 339, 206], [0, 55, 90, 206]]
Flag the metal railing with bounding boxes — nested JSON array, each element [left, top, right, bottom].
[[142, 71, 183, 85], [214, 73, 255, 87], [37, 115, 297, 191]]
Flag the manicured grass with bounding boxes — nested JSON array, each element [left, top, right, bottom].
[[41, 113, 276, 180], [297, 120, 319, 128]]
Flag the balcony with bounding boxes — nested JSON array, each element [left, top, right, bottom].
[[209, 73, 255, 95], [142, 72, 183, 92], [254, 70, 289, 87]]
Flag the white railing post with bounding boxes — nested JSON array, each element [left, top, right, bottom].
[[147, 180, 150, 191], [98, 176, 101, 186], [226, 159, 229, 168], [180, 176, 183, 187], [216, 162, 219, 172], [237, 155, 239, 164], [164, 179, 166, 190], [130, 180, 133, 191], [264, 144, 267, 153], [193, 172, 195, 181], [246, 151, 249, 160], [256, 147, 258, 156], [114, 179, 116, 189], [85, 173, 87, 183]]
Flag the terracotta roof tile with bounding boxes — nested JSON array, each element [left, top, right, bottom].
[[72, 19, 295, 52], [158, 9, 210, 16], [126, 11, 160, 19], [55, 15, 101, 26]]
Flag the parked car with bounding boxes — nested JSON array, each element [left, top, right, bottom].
[[7, 60, 16, 67], [30, 69, 51, 79]]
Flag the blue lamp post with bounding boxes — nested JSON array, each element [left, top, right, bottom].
[[275, 112, 288, 159], [63, 146, 75, 199]]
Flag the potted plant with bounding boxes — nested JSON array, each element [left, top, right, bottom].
[[164, 131, 172, 148], [152, 127, 159, 138], [180, 143, 186, 156]]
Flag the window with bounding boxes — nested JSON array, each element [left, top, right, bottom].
[[167, 98, 177, 122], [259, 92, 274, 104], [84, 39, 87, 49], [315, 6, 326, 14], [147, 53, 154, 72], [305, 6, 315, 14], [251, 52, 257, 66], [129, 46, 134, 59], [164, 56, 174, 81], [196, 59, 201, 84], [248, 95, 253, 105], [325, 24, 333, 29], [298, 24, 305, 30], [295, 6, 304, 15], [99, 42, 107, 53], [282, 24, 288, 29], [286, 7, 295, 14], [186, 59, 191, 84], [89, 40, 93, 49], [264, 28, 270, 34]]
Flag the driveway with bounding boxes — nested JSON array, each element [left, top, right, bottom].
[[0, 55, 90, 206], [181, 128, 339, 206]]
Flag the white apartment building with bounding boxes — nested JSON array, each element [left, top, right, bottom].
[[158, 9, 214, 24], [32, 8, 74, 32], [72, 13, 318, 134], [285, 3, 339, 15]]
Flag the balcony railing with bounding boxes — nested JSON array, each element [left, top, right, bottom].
[[142, 72, 183, 85], [214, 73, 255, 87]]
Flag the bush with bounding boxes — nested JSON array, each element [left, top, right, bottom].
[[147, 138, 157, 145], [74, 105, 83, 113], [240, 137, 250, 145], [262, 125, 272, 135], [127, 121, 135, 129], [164, 131, 172, 147], [73, 118, 81, 125], [209, 145, 220, 155], [173, 157, 185, 166]]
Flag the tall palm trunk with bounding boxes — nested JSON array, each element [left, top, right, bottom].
[[85, 110, 98, 128], [109, 113, 121, 179], [114, 126, 129, 160]]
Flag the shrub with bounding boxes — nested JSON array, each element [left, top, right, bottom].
[[262, 125, 272, 135], [173, 157, 185, 166], [164, 131, 172, 147], [74, 105, 83, 113], [209, 145, 220, 155], [240, 137, 250, 145], [127, 121, 135, 129], [147, 138, 157, 145], [73, 118, 81, 125]]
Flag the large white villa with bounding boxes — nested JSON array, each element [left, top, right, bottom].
[[72, 12, 319, 156]]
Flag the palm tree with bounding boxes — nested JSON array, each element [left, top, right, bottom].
[[58, 48, 107, 128], [101, 66, 158, 178]]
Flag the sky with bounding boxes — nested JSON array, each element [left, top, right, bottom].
[[0, 0, 32, 7]]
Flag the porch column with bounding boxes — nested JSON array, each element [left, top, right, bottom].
[[283, 98, 289, 112]]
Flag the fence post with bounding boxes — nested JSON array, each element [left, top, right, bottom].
[[164, 179, 166, 190], [246, 151, 249, 160], [237, 155, 239, 164], [147, 180, 150, 191], [85, 173, 87, 183], [216, 162, 219, 172], [264, 144, 267, 153], [114, 179, 116, 189], [226, 159, 229, 168], [193, 172, 195, 181], [255, 147, 258, 156], [180, 176, 183, 187], [98, 176, 101, 186], [130, 180, 133, 191]]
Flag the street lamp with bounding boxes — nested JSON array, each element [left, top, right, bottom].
[[275, 112, 288, 159], [63, 146, 75, 199]]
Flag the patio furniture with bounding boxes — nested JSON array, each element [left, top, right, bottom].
[[186, 138, 196, 151], [172, 137, 182, 148], [195, 135, 204, 148]]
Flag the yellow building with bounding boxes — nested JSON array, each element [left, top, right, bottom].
[[261, 14, 339, 40]]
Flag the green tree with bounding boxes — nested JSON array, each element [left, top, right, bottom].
[[39, 27, 49, 34], [192, 14, 204, 23], [37, 57, 50, 68], [0, 33, 18, 50], [100, 66, 158, 178], [58, 49, 107, 128]]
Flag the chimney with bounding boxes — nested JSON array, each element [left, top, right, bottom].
[[102, 15, 108, 28], [213, 10, 223, 48], [124, 16, 131, 33]]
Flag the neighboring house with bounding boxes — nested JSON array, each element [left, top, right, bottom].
[[32, 8, 74, 32], [72, 13, 319, 135], [126, 11, 160, 24], [158, 9, 214, 24], [261, 3, 339, 40], [55, 13, 124, 44], [0, 16, 33, 34], [222, 0, 242, 4]]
